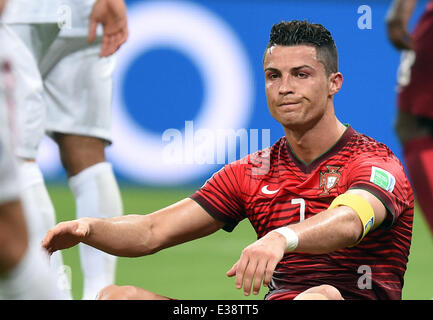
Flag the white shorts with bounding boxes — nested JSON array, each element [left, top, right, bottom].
[[43, 35, 115, 143], [3, 23, 115, 159], [1, 23, 58, 159]]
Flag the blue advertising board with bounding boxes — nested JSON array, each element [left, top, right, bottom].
[[39, 0, 428, 186]]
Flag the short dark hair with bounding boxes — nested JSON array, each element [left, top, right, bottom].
[[264, 20, 338, 76]]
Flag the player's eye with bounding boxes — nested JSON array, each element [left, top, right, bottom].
[[296, 72, 309, 79], [266, 72, 279, 80], [265, 69, 281, 80]]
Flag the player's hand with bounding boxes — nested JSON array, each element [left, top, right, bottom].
[[386, 19, 414, 50], [42, 219, 90, 254], [226, 231, 286, 296], [88, 0, 129, 57]]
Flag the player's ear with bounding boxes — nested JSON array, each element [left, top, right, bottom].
[[328, 72, 343, 96]]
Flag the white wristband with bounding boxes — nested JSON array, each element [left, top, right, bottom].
[[273, 226, 299, 252]]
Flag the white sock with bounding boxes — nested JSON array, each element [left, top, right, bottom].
[[17, 161, 72, 299], [68, 162, 122, 300], [0, 241, 63, 299]]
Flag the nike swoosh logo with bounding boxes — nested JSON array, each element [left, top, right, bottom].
[[261, 185, 280, 195]]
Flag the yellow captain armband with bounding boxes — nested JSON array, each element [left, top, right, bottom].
[[328, 193, 375, 246]]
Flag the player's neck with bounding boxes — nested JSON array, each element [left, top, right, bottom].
[[283, 115, 347, 164]]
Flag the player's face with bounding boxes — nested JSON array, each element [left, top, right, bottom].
[[263, 45, 341, 130]]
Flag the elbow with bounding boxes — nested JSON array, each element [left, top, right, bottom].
[[115, 240, 161, 258], [112, 215, 163, 257], [342, 210, 364, 247], [135, 216, 164, 256], [317, 210, 364, 253], [293, 207, 367, 254], [136, 242, 161, 256], [120, 243, 160, 258]]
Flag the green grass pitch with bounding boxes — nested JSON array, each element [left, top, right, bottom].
[[47, 183, 433, 300]]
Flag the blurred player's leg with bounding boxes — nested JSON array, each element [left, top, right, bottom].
[[0, 202, 28, 276], [0, 205, 63, 300], [0, 204, 62, 300], [395, 111, 433, 235], [54, 134, 122, 300], [0, 56, 61, 299], [17, 160, 72, 299], [73, 163, 121, 300], [4, 23, 72, 299], [43, 35, 122, 300]]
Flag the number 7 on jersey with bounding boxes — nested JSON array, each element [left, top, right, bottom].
[[291, 198, 305, 221]]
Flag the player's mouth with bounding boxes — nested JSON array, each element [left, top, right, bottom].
[[278, 101, 302, 107]]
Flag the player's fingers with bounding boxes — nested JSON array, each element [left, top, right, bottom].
[[252, 259, 268, 295], [111, 33, 124, 54], [100, 34, 114, 57], [263, 257, 279, 288], [241, 257, 258, 296], [42, 220, 87, 253], [110, 30, 127, 55], [99, 36, 109, 57], [41, 223, 68, 253], [102, 32, 123, 57], [88, 20, 98, 44], [263, 266, 274, 288], [41, 229, 54, 251], [120, 26, 129, 44], [226, 261, 238, 277], [118, 29, 128, 46], [234, 254, 249, 290]]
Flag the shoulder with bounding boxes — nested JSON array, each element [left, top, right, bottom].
[[345, 131, 404, 173], [344, 130, 413, 199], [348, 131, 395, 158]]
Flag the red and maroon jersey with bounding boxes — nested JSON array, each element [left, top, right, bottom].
[[398, 0, 433, 119], [190, 126, 414, 300]]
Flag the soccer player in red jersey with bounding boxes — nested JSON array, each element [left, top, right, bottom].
[[387, 0, 433, 237], [42, 21, 414, 300]]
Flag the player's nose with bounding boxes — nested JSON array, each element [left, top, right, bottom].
[[279, 74, 295, 95]]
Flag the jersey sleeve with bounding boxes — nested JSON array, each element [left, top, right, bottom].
[[346, 152, 413, 228], [190, 160, 246, 232]]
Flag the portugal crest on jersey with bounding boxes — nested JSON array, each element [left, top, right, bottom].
[[319, 165, 341, 195]]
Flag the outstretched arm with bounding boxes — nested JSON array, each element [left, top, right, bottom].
[[386, 0, 418, 50], [88, 0, 129, 57], [42, 198, 225, 257], [227, 189, 387, 296]]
